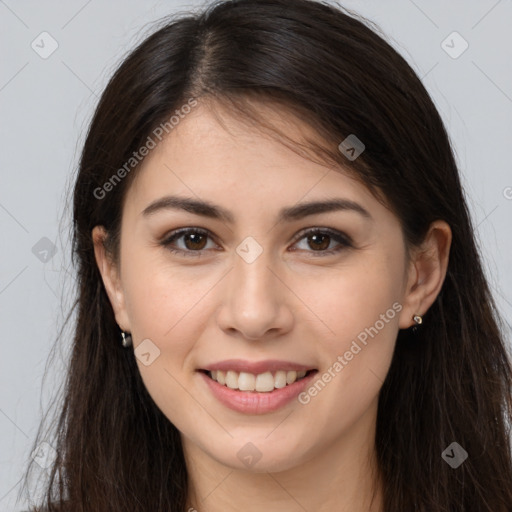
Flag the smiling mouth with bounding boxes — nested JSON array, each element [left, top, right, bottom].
[[200, 369, 317, 393]]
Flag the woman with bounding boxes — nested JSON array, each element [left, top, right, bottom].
[[21, 0, 512, 510]]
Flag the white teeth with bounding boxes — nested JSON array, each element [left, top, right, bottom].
[[238, 372, 256, 391], [255, 371, 275, 392], [286, 370, 297, 384], [274, 370, 287, 388], [225, 370, 239, 389], [207, 368, 310, 392]]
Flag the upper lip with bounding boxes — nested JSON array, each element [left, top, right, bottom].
[[200, 359, 316, 375]]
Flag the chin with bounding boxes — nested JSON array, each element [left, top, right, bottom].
[[205, 434, 311, 473]]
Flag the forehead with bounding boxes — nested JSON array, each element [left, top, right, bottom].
[[126, 100, 377, 208]]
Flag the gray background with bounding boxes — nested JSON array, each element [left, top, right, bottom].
[[1, 1, 511, 510]]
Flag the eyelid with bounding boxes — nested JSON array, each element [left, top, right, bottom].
[[160, 226, 219, 256], [291, 226, 353, 246], [160, 226, 353, 257]]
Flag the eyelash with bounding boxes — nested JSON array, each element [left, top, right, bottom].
[[160, 227, 353, 258]]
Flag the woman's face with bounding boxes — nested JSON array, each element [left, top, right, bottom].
[[94, 101, 422, 473]]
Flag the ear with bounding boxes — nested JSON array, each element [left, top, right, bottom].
[[398, 220, 452, 329], [92, 226, 131, 332]]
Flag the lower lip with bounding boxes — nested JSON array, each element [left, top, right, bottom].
[[198, 370, 318, 414]]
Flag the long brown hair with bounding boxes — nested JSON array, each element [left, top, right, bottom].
[[20, 0, 512, 510]]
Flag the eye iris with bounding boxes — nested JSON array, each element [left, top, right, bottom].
[[184, 232, 207, 250], [175, 231, 340, 252], [308, 233, 330, 251]]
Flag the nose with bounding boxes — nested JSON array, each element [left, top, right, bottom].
[[215, 247, 294, 341]]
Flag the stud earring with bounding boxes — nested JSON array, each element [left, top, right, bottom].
[[411, 314, 423, 334], [413, 314, 423, 325], [121, 331, 132, 348]]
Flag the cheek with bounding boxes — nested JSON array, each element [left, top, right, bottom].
[[292, 252, 403, 410], [122, 258, 217, 432], [121, 250, 224, 367], [295, 252, 404, 348]]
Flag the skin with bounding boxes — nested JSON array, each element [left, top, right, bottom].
[[93, 100, 451, 512]]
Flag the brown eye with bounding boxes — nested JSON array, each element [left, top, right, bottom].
[[306, 233, 331, 251], [182, 232, 207, 250], [161, 228, 216, 257], [161, 227, 352, 258], [292, 228, 353, 256]]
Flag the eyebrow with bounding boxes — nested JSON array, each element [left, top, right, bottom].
[[141, 195, 373, 223]]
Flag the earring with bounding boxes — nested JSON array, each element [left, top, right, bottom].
[[413, 314, 423, 325], [121, 331, 132, 348], [411, 314, 422, 334]]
